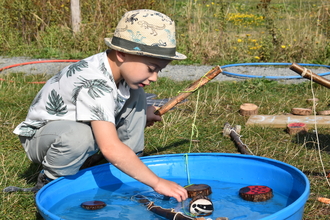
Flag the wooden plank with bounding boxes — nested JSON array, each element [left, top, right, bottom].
[[246, 115, 330, 128]]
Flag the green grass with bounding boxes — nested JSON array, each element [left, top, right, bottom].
[[1, 73, 330, 219], [0, 0, 329, 65]]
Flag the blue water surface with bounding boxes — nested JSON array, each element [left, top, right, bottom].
[[49, 179, 288, 220]]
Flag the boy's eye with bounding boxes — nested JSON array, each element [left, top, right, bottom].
[[148, 67, 156, 73]]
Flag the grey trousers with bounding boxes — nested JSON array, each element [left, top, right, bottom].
[[19, 88, 146, 179]]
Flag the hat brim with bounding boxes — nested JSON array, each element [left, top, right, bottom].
[[104, 38, 186, 60]]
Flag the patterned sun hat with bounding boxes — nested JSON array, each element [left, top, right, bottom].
[[104, 9, 186, 60]]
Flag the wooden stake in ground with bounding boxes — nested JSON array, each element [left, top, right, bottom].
[[291, 108, 312, 116], [155, 66, 222, 116], [239, 103, 258, 116]]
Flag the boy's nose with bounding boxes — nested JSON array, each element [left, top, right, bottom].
[[149, 71, 158, 82]]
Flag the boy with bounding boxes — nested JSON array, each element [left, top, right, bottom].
[[11, 9, 188, 202]]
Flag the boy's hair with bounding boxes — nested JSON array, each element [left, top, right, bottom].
[[104, 9, 186, 60]]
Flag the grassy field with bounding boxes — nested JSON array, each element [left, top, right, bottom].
[[1, 72, 330, 219], [0, 0, 329, 65]]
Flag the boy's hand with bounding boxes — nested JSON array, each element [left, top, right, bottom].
[[152, 177, 188, 202], [146, 105, 162, 127]]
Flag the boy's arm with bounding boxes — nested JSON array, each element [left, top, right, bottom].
[[91, 120, 188, 202]]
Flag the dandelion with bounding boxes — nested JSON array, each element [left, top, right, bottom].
[[206, 4, 210, 7], [237, 39, 242, 43], [255, 56, 260, 60], [281, 45, 286, 49]]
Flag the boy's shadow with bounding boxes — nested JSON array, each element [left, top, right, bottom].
[[293, 131, 330, 152], [20, 162, 43, 185], [293, 131, 330, 177], [144, 139, 190, 155]]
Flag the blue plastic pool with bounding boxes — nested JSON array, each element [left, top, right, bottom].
[[36, 153, 310, 220]]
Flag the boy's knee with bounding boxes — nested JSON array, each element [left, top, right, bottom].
[[59, 122, 97, 155]]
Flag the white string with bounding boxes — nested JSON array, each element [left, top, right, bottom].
[[173, 211, 195, 220], [301, 67, 308, 77], [309, 73, 330, 187]]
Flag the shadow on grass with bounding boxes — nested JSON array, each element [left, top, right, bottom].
[[19, 162, 43, 184], [294, 132, 330, 153], [144, 139, 190, 155], [293, 131, 330, 177]]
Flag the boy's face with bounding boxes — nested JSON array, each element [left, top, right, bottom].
[[119, 53, 171, 89]]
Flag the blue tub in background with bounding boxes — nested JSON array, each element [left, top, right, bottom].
[[36, 153, 310, 220]]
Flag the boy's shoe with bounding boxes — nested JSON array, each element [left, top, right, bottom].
[[32, 170, 53, 193], [2, 170, 53, 193]]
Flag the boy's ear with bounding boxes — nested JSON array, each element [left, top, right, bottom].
[[116, 51, 126, 62]]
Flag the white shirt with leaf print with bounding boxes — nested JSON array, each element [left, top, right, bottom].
[[14, 51, 130, 137]]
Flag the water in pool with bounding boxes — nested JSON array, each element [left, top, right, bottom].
[[49, 179, 288, 220]]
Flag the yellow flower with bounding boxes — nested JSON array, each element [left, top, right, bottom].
[[254, 56, 260, 60], [237, 39, 242, 43], [281, 45, 286, 49]]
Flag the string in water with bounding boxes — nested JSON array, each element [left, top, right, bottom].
[[184, 89, 200, 185], [180, 90, 201, 218]]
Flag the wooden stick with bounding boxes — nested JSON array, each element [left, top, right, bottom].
[[155, 66, 222, 116], [317, 197, 330, 204], [223, 122, 251, 155], [133, 195, 200, 220], [289, 63, 330, 89]]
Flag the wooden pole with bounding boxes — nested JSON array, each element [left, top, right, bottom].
[[289, 63, 330, 89], [154, 66, 222, 116], [70, 0, 81, 34]]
